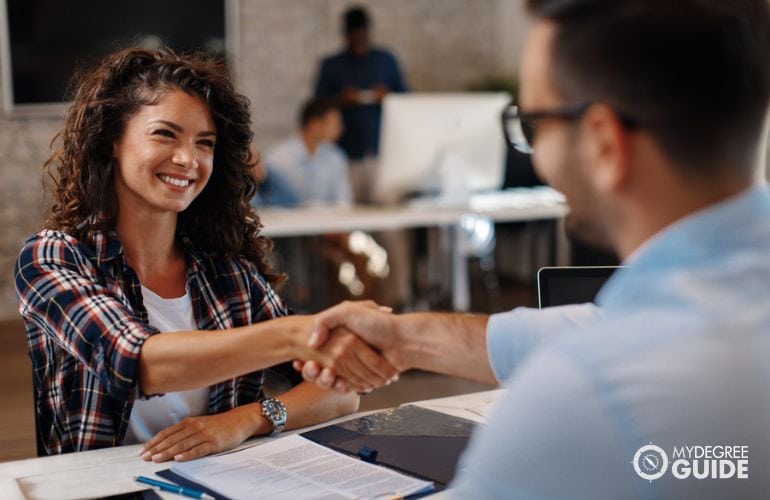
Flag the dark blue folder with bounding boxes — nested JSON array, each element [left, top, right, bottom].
[[301, 405, 478, 489]]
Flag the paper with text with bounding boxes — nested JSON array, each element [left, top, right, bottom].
[[171, 434, 434, 499]]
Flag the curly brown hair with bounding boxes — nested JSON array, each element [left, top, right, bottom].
[[43, 47, 285, 286]]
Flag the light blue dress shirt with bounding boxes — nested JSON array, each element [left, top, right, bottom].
[[452, 185, 770, 499], [262, 135, 352, 206]]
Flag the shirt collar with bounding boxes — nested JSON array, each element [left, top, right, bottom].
[[91, 226, 205, 275], [92, 229, 124, 265], [597, 183, 770, 307]]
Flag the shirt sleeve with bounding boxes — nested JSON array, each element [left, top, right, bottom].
[[14, 233, 157, 401], [242, 260, 302, 387], [450, 347, 636, 500], [486, 303, 602, 382], [314, 58, 334, 98], [387, 52, 408, 92]]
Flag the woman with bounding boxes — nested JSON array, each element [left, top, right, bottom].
[[14, 47, 396, 460]]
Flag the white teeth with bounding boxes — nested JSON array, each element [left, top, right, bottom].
[[159, 175, 192, 188]]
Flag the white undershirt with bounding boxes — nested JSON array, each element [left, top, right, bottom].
[[123, 286, 209, 445]]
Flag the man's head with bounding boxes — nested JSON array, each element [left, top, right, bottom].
[[519, 0, 770, 255], [343, 6, 371, 57], [300, 98, 344, 143]]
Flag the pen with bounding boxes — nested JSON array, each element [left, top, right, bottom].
[[134, 475, 215, 499]]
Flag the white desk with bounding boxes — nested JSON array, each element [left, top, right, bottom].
[[258, 188, 567, 237], [258, 188, 568, 310], [0, 390, 502, 500]]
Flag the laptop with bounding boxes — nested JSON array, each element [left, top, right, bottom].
[[537, 266, 621, 308]]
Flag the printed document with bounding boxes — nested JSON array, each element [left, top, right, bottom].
[[171, 434, 434, 499]]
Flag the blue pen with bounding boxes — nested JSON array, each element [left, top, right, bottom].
[[134, 475, 215, 499]]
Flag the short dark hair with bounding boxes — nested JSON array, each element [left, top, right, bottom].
[[299, 98, 338, 128], [344, 6, 370, 33], [526, 0, 770, 175]]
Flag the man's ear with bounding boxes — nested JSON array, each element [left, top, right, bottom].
[[581, 104, 632, 193]]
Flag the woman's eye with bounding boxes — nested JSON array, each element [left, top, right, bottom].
[[198, 139, 216, 148], [153, 129, 175, 138]]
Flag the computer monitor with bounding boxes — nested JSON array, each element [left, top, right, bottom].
[[372, 92, 510, 204], [0, 0, 238, 116], [537, 266, 621, 308]]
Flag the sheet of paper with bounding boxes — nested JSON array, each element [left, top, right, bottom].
[[171, 434, 433, 499], [407, 389, 502, 423]]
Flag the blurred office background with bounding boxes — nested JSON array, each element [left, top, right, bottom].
[[0, 0, 532, 319], [1, 0, 768, 461]]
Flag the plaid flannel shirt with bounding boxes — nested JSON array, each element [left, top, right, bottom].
[[15, 229, 293, 454]]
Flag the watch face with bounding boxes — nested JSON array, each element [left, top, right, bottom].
[[263, 398, 287, 426]]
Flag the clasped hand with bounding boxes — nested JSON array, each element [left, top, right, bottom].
[[294, 300, 406, 393]]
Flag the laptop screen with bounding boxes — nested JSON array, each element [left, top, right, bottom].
[[537, 266, 620, 308]]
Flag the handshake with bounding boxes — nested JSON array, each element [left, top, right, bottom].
[[290, 300, 496, 392], [292, 301, 406, 394]]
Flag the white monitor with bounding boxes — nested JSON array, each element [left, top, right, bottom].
[[372, 92, 510, 204]]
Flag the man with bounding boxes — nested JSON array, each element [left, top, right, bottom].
[[314, 5, 407, 164], [255, 98, 351, 207], [314, 6, 412, 307], [302, 0, 770, 497]]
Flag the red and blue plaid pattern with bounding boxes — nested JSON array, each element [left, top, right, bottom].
[[15, 229, 291, 454]]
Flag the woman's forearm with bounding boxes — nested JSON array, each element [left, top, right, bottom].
[[235, 382, 360, 438], [138, 315, 312, 394], [138, 382, 359, 463], [277, 382, 360, 432]]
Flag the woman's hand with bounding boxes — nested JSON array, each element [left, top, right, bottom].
[[139, 405, 263, 462]]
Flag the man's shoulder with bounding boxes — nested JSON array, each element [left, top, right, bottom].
[[320, 51, 348, 67], [370, 47, 397, 59], [317, 142, 348, 164], [369, 47, 400, 66]]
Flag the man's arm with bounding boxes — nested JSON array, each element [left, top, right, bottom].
[[302, 301, 603, 391], [305, 301, 496, 386]]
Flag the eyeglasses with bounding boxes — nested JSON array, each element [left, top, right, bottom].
[[501, 102, 591, 155], [501, 102, 637, 155]]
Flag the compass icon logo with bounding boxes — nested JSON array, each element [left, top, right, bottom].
[[633, 443, 669, 481]]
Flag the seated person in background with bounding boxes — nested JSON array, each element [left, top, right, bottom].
[[256, 98, 352, 207], [250, 156, 300, 208], [14, 47, 395, 458]]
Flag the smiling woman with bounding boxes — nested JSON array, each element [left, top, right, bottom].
[[14, 48, 397, 459]]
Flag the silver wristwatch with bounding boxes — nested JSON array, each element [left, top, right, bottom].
[[261, 398, 287, 435]]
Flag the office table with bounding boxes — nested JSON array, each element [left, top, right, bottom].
[[258, 188, 568, 310], [0, 390, 501, 499]]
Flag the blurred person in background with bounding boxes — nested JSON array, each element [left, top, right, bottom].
[[314, 4, 407, 201], [254, 98, 351, 207]]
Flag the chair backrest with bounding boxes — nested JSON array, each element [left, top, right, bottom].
[[32, 373, 46, 456]]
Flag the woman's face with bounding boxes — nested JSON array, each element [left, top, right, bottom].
[[113, 89, 216, 217]]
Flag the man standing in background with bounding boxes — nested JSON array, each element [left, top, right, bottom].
[[314, 5, 407, 201], [314, 5, 412, 310]]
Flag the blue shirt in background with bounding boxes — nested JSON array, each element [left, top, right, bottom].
[[453, 185, 770, 499], [256, 135, 352, 208], [314, 48, 407, 160]]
